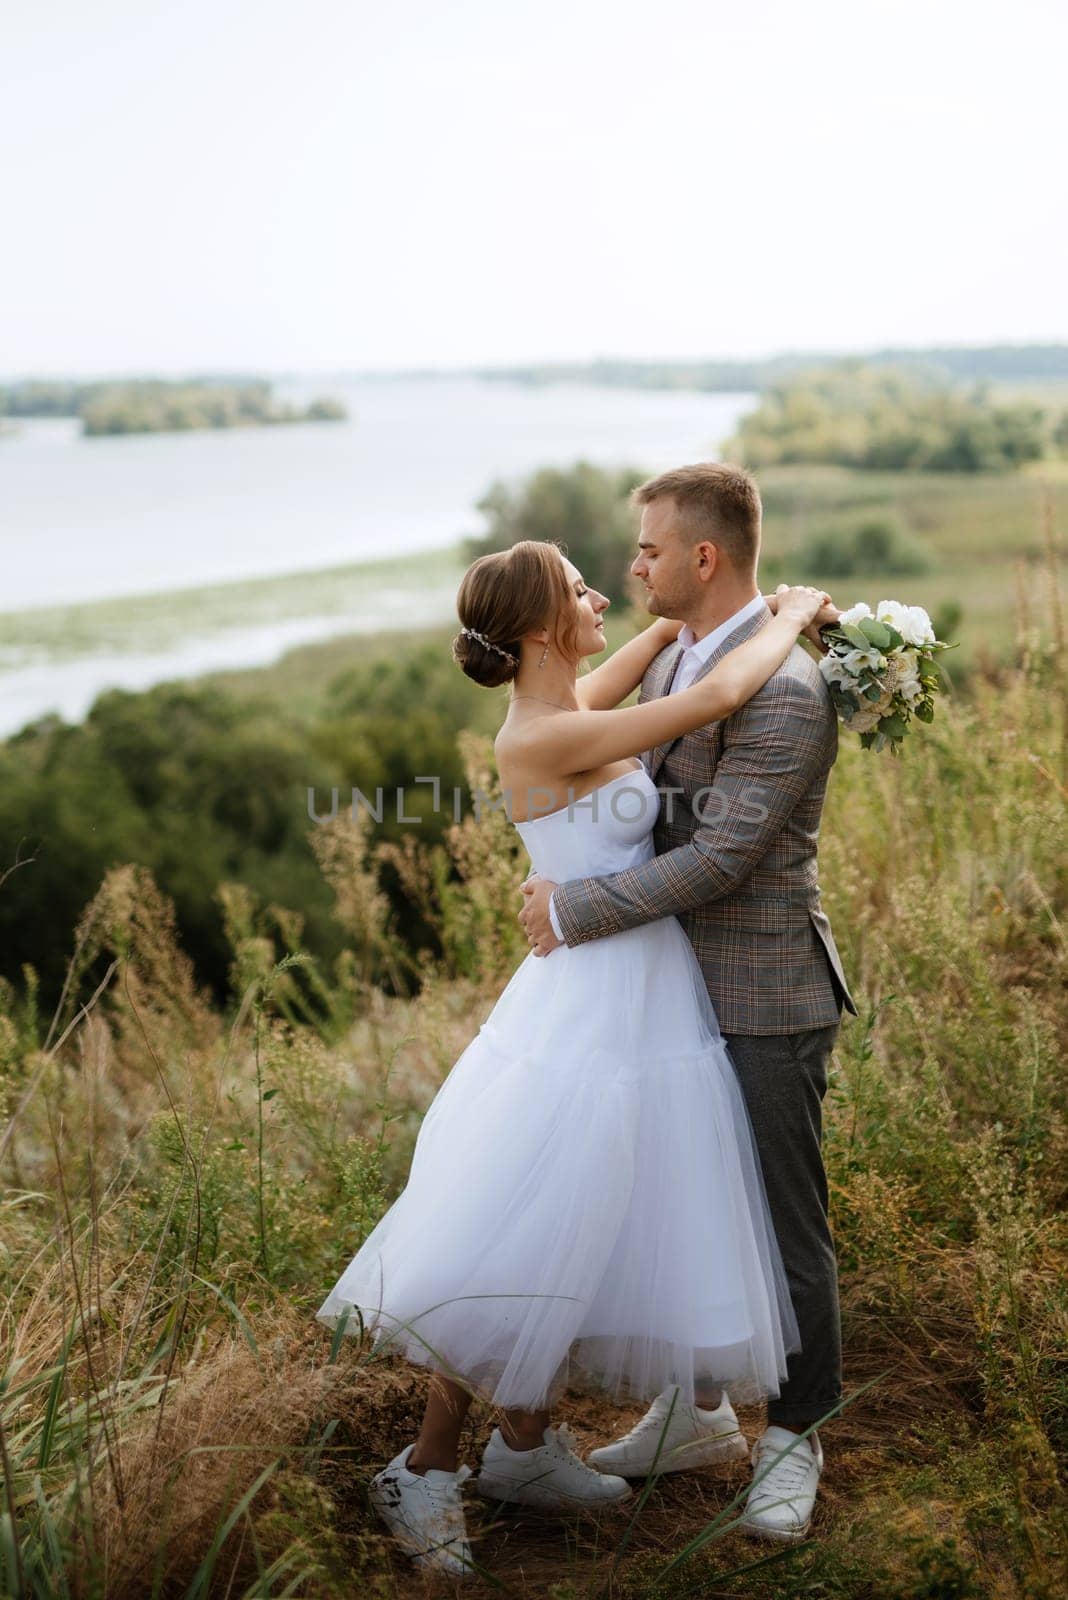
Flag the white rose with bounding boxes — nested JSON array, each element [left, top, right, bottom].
[[895, 650, 924, 705], [874, 599, 910, 637], [838, 601, 873, 626], [876, 599, 935, 647], [905, 605, 936, 645]]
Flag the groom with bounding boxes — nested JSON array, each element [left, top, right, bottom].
[[518, 462, 857, 1542]]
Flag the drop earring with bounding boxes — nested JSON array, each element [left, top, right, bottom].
[[538, 642, 550, 668]]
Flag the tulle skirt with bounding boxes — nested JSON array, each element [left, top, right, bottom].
[[315, 915, 799, 1410]]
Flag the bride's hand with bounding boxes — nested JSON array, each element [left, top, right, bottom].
[[767, 586, 840, 649], [774, 584, 832, 629]]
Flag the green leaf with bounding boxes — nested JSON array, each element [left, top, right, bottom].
[[190, 1274, 262, 1366], [327, 1304, 360, 1363], [916, 701, 935, 723], [36, 1361, 65, 1471], [185, 1460, 280, 1599], [842, 623, 874, 650], [261, 1088, 279, 1101], [858, 618, 892, 649], [879, 714, 908, 738], [34, 1476, 71, 1599]]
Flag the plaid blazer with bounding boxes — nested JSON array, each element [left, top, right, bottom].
[[553, 606, 858, 1035]]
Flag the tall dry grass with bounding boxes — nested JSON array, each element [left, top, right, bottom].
[[1, 587, 1066, 1597]]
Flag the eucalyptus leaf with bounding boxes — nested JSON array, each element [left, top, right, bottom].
[[858, 618, 892, 649]]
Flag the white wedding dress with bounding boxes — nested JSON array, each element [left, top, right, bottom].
[[316, 762, 799, 1410]]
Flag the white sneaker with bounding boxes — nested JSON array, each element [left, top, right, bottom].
[[737, 1426, 823, 1542], [368, 1443, 475, 1577], [476, 1422, 632, 1510], [587, 1389, 749, 1477]]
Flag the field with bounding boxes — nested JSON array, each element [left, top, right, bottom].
[[2, 607, 1066, 1597], [755, 463, 1068, 663]]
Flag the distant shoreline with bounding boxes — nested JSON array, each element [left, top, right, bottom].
[[0, 543, 466, 737], [0, 543, 464, 654], [312, 344, 1068, 392], [6, 343, 1068, 394]]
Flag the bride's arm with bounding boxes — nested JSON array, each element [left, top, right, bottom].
[[529, 586, 828, 775], [576, 616, 683, 711]]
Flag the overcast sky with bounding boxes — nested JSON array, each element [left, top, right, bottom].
[[4, 0, 1067, 375]]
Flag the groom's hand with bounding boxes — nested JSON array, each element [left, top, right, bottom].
[[519, 877, 562, 957], [807, 597, 842, 652]]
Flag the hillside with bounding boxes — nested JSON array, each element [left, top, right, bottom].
[[2, 627, 1065, 1597]]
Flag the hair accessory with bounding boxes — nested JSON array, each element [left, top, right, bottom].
[[459, 626, 518, 665]]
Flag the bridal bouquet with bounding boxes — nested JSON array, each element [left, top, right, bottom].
[[818, 599, 953, 753]]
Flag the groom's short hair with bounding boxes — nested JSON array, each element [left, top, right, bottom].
[[631, 463, 761, 572]]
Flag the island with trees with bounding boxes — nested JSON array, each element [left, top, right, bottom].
[[0, 377, 347, 436]]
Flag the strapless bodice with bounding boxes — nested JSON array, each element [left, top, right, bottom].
[[513, 764, 660, 881]]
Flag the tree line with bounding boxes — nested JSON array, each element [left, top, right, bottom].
[[0, 378, 347, 435]]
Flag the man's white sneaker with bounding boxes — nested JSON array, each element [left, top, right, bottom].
[[737, 1426, 823, 1542], [369, 1443, 475, 1577], [475, 1423, 632, 1510], [587, 1389, 749, 1477]]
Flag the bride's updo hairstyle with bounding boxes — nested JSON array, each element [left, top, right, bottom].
[[452, 540, 582, 689]]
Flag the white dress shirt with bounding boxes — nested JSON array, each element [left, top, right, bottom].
[[669, 593, 768, 695], [546, 594, 768, 940]]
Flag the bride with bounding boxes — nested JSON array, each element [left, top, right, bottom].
[[316, 539, 831, 1577]]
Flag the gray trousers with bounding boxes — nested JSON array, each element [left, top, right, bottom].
[[721, 1022, 843, 1428]]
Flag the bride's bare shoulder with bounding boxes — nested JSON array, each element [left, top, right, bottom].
[[494, 716, 534, 779], [495, 712, 580, 796], [495, 709, 562, 756]]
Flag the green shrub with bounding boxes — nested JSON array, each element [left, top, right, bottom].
[[466, 459, 646, 605], [797, 516, 931, 578]]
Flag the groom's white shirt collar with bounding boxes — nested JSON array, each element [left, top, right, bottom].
[[671, 592, 768, 694]]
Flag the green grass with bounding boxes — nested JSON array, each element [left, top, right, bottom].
[[757, 464, 1068, 664]]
